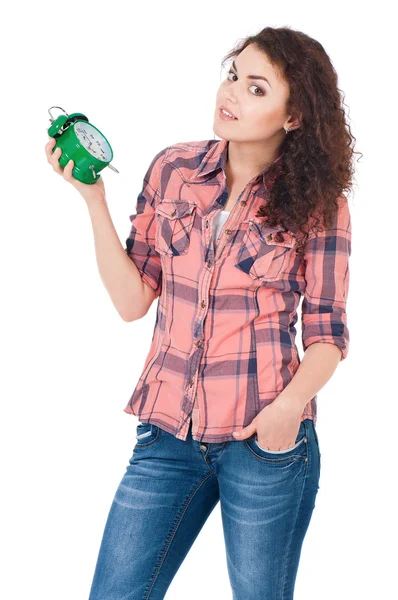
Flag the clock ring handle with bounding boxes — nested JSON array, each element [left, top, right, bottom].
[[48, 106, 69, 122]]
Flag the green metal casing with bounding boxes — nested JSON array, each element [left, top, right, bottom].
[[47, 113, 114, 184]]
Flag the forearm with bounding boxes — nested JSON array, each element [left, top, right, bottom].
[[274, 342, 342, 412], [86, 199, 148, 321]]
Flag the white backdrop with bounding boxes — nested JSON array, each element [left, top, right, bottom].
[[1, 1, 395, 598]]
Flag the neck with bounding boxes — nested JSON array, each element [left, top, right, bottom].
[[226, 139, 283, 182]]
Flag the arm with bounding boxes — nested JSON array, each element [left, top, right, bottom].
[[122, 146, 169, 320], [276, 194, 352, 412], [86, 146, 168, 322], [86, 199, 152, 321], [275, 342, 342, 412]]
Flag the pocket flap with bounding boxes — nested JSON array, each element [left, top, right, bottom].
[[156, 200, 196, 220], [249, 219, 296, 248]]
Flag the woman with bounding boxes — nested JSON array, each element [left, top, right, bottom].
[[46, 25, 357, 600]]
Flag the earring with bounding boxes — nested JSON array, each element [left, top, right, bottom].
[[284, 127, 291, 134]]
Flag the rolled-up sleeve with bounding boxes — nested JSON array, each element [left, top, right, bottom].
[[124, 146, 168, 298], [301, 195, 352, 361]]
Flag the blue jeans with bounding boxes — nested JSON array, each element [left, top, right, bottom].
[[88, 418, 320, 600]]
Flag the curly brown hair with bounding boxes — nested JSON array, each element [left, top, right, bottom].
[[221, 26, 362, 257]]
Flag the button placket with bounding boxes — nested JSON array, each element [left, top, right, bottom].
[[213, 189, 250, 263], [187, 193, 252, 441]]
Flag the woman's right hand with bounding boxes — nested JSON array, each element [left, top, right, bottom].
[[45, 137, 106, 205]]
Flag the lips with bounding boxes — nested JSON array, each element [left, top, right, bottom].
[[219, 105, 238, 119]]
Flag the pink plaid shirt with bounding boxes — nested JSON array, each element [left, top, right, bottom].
[[123, 138, 351, 442]]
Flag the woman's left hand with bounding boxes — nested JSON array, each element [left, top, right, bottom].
[[232, 396, 303, 450]]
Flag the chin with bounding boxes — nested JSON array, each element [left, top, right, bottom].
[[212, 124, 232, 142]]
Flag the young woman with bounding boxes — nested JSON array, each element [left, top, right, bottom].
[[46, 25, 357, 600]]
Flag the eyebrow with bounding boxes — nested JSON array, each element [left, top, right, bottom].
[[231, 59, 272, 88]]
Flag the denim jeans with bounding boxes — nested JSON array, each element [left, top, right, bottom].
[[88, 418, 320, 600]]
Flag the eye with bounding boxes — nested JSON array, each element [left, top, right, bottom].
[[227, 70, 265, 96]]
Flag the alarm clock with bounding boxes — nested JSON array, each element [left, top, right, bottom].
[[47, 106, 119, 184]]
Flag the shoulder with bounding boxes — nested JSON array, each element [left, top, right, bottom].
[[147, 139, 215, 170], [155, 139, 219, 182], [167, 139, 217, 150], [164, 139, 217, 159]]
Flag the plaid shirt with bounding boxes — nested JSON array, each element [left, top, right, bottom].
[[123, 138, 351, 442]]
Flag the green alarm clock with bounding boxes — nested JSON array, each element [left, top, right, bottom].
[[47, 106, 119, 184]]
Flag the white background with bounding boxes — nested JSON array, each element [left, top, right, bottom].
[[1, 1, 395, 598]]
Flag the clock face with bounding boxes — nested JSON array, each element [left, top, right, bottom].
[[73, 122, 112, 162]]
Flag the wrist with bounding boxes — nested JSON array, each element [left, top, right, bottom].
[[85, 195, 108, 213], [273, 392, 308, 415]]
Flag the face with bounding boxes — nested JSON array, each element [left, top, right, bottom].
[[213, 43, 298, 144]]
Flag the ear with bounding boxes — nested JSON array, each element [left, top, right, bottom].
[[286, 112, 302, 131], [289, 119, 301, 131]]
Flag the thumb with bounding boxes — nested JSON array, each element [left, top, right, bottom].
[[232, 422, 257, 440]]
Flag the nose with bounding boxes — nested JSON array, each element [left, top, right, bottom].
[[224, 87, 235, 99], [223, 93, 237, 107]]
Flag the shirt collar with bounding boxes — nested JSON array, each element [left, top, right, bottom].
[[188, 138, 284, 188]]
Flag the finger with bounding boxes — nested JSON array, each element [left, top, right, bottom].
[[63, 159, 74, 182], [232, 422, 257, 440], [48, 145, 61, 163], [259, 441, 294, 451], [50, 146, 64, 175], [45, 137, 57, 159]]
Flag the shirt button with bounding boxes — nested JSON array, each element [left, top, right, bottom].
[[201, 300, 205, 308], [240, 200, 247, 206], [207, 261, 212, 268], [225, 229, 232, 235], [188, 379, 194, 387], [266, 234, 273, 242]]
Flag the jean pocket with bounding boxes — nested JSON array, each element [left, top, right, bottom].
[[244, 420, 308, 462], [155, 200, 197, 257], [234, 219, 296, 282], [135, 421, 162, 447]]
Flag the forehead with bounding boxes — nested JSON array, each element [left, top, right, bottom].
[[235, 44, 287, 87]]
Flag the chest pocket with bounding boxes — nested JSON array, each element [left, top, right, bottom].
[[234, 219, 296, 282], [155, 200, 197, 257]]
